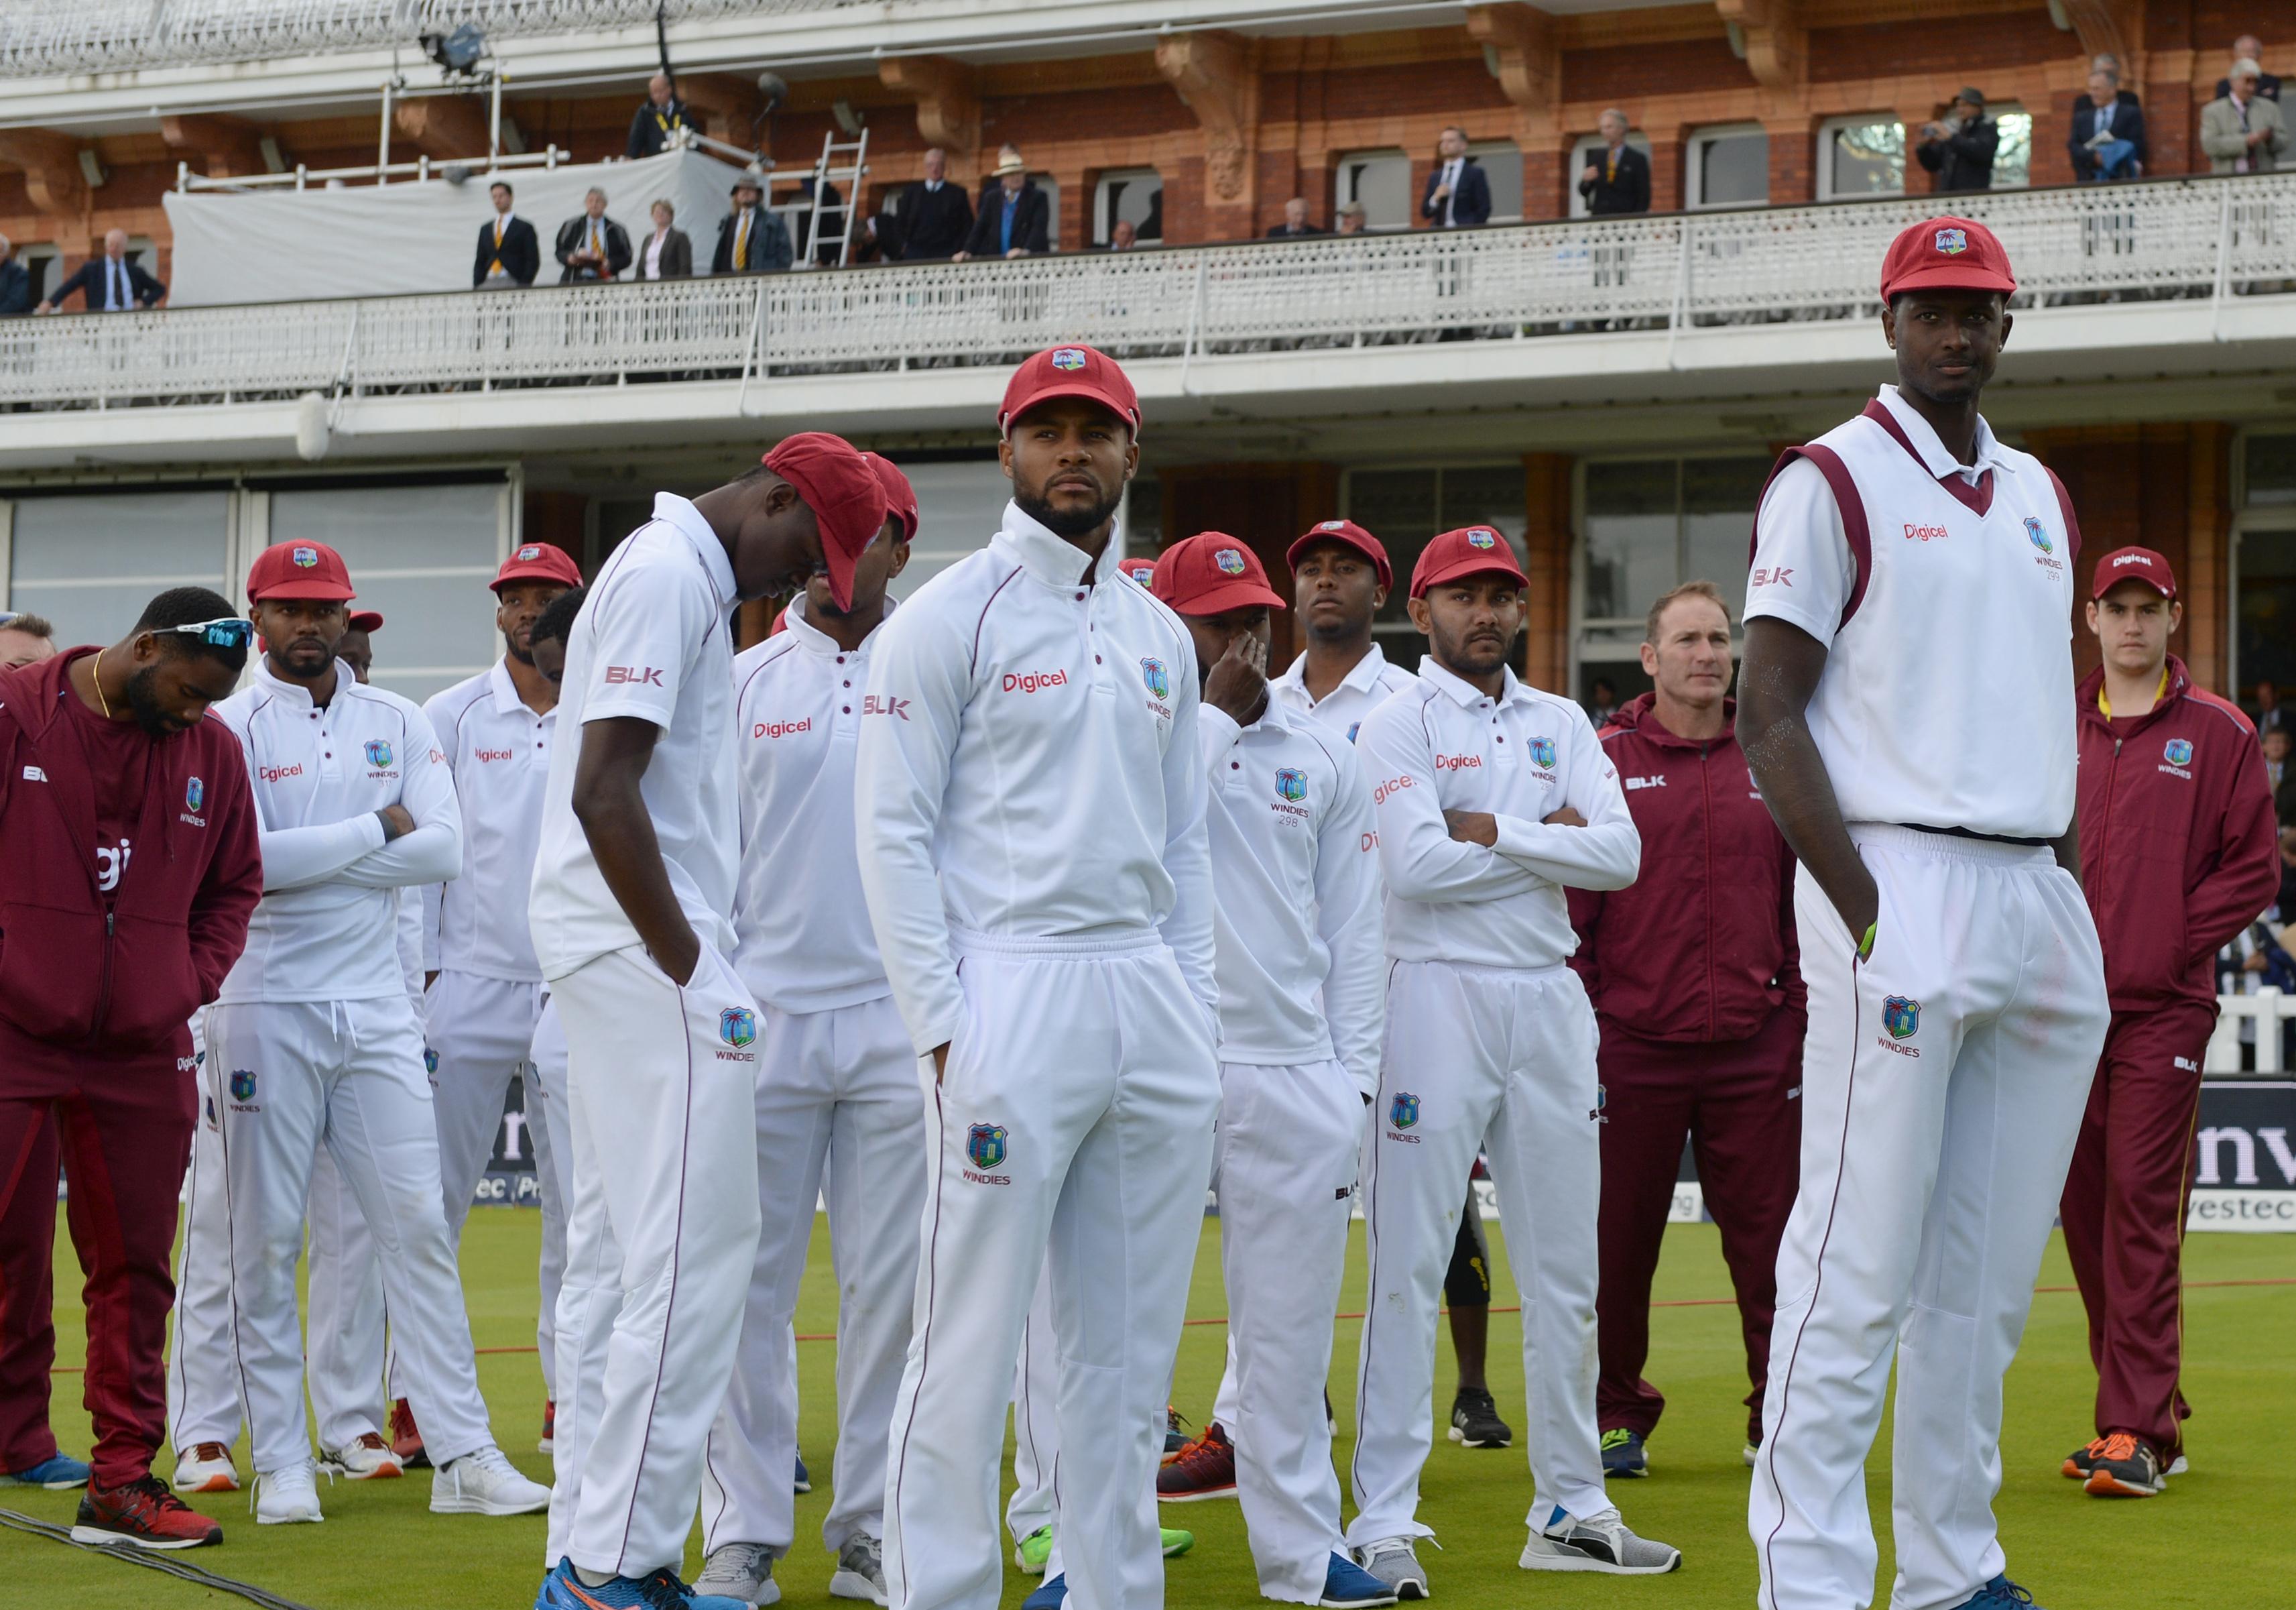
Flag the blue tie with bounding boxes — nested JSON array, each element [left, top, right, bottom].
[[1000, 193, 1016, 254]]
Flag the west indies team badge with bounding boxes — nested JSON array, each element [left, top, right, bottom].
[[967, 1123, 1009, 1170]]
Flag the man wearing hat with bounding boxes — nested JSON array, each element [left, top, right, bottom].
[[1738, 218, 2109, 1609], [531, 435, 886, 1610], [1348, 529, 1670, 1595], [2060, 547, 2279, 1499], [954, 150, 1050, 262], [1916, 89, 1999, 192], [857, 345, 1220, 1610], [714, 172, 794, 276]]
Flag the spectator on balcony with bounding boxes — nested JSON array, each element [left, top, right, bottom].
[[954, 152, 1050, 262], [1104, 219, 1142, 252], [2263, 728, 2295, 823], [1578, 110, 1651, 216], [555, 188, 633, 284], [36, 230, 163, 314], [2253, 678, 2286, 736], [625, 72, 692, 160], [882, 148, 974, 262], [714, 172, 793, 275], [2202, 60, 2289, 174], [2216, 37, 2281, 103], [1422, 125, 1492, 228], [1336, 200, 1368, 235], [1915, 88, 1999, 192], [471, 181, 540, 289], [2070, 62, 2147, 182], [0, 235, 28, 318], [1266, 196, 1328, 238], [633, 198, 692, 280]]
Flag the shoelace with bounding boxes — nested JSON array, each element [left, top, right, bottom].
[[2094, 1432, 2142, 1462], [1170, 1432, 1231, 1475], [190, 1442, 231, 1466], [1600, 1429, 1636, 1450], [841, 1536, 884, 1576], [1978, 1582, 2036, 1608], [247, 1461, 331, 1515]]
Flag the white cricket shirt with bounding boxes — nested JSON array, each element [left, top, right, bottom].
[[215, 658, 464, 1004], [1201, 695, 1384, 1096], [1745, 384, 2080, 840], [530, 493, 740, 981], [422, 660, 555, 982], [1271, 641, 1417, 745], [730, 594, 894, 1014], [856, 502, 1217, 1057], [1357, 659, 1638, 969]]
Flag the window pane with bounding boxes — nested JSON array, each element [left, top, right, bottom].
[[1098, 171, 1162, 243], [1681, 457, 1770, 618], [1340, 153, 1411, 231], [1699, 129, 1769, 207], [2238, 531, 2296, 695], [8, 490, 231, 646], [1830, 121, 1903, 197], [1469, 141, 1523, 222], [894, 459, 1014, 600], [1989, 111, 2032, 190], [1439, 465, 1527, 561], [2247, 434, 2296, 504], [1583, 461, 1677, 623], [1348, 468, 1439, 624]]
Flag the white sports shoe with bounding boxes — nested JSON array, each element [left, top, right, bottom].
[[428, 1444, 550, 1516], [831, 1533, 889, 1605], [172, 1442, 239, 1494], [322, 1432, 403, 1481], [1351, 1537, 1429, 1601], [694, 1541, 782, 1606], [1519, 1507, 1680, 1575], [253, 1460, 325, 1525]]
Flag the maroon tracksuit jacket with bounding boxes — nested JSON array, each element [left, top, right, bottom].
[[0, 648, 261, 1488], [2063, 656, 2279, 1456], [1568, 695, 1803, 1442]]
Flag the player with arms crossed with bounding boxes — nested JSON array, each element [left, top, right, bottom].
[[1738, 217, 2110, 1610]]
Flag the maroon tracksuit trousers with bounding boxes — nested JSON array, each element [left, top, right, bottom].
[[0, 1113, 61, 1475], [1595, 1008, 1801, 1445], [2059, 999, 2219, 1458]]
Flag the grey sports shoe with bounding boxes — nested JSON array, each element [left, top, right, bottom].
[[1351, 1536, 1429, 1601], [1518, 1508, 1681, 1575], [830, 1533, 888, 1605], [694, 1541, 781, 1607]]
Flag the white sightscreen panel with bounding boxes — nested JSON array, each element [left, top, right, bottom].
[[892, 460, 1012, 601], [9, 490, 231, 646], [268, 482, 501, 704]]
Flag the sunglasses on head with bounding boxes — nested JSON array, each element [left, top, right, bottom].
[[159, 617, 255, 649]]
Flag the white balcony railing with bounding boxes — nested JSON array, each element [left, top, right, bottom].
[[2208, 989, 2295, 1077], [3, 175, 2292, 412]]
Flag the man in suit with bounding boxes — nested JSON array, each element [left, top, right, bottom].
[[633, 199, 692, 280], [1578, 110, 1651, 216], [1915, 87, 1999, 192], [2217, 36, 2282, 103], [955, 153, 1050, 260], [1266, 196, 1329, 238], [36, 230, 163, 313], [2203, 59, 2289, 173], [2070, 62, 2147, 181], [472, 182, 540, 289], [554, 188, 632, 284], [626, 73, 691, 160], [1422, 126, 1492, 228], [0, 234, 29, 317], [882, 147, 974, 261], [713, 173, 794, 275]]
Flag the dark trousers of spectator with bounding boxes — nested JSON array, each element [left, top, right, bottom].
[[0, 1053, 195, 1490], [0, 1114, 60, 1475], [1445, 1185, 1490, 1309], [1594, 1008, 1801, 1445], [2059, 1000, 2218, 1459]]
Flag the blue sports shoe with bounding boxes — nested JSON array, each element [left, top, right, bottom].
[[793, 1450, 811, 1494], [1599, 1428, 1647, 1478], [534, 1557, 749, 1610], [1021, 1572, 1068, 1610], [3, 1452, 91, 1489], [1321, 1551, 1400, 1608], [1948, 1576, 2039, 1609]]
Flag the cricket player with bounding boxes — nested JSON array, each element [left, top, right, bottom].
[[1350, 526, 1675, 1595], [692, 454, 925, 1608], [1738, 215, 2110, 1610], [857, 344, 1221, 1610], [532, 436, 886, 1610], [207, 540, 548, 1525], [2059, 547, 2277, 1497]]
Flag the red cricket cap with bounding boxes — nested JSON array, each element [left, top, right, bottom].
[[1151, 532, 1288, 616], [763, 431, 890, 612], [1880, 215, 2016, 303], [863, 453, 919, 543], [1287, 518, 1393, 593], [493, 542, 583, 592], [2092, 544, 2177, 600], [998, 344, 1142, 437], [1116, 557, 1158, 585], [1410, 526, 1528, 599], [247, 540, 355, 603], [347, 610, 384, 633]]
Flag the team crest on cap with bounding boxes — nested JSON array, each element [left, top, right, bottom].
[[1215, 549, 1248, 575], [1465, 528, 1497, 549], [1882, 996, 1921, 1040], [1141, 658, 1170, 699], [516, 544, 543, 561], [186, 776, 204, 811], [229, 1070, 257, 1101], [967, 1123, 1009, 1169], [1935, 227, 1969, 255], [719, 1007, 757, 1049], [1050, 348, 1088, 371], [424, 1047, 438, 1076], [363, 739, 393, 768], [1528, 736, 1557, 768], [1390, 1092, 1420, 1131], [1276, 767, 1307, 803], [2025, 516, 2051, 555], [1317, 519, 1346, 531], [2165, 738, 2194, 766], [291, 546, 318, 568]]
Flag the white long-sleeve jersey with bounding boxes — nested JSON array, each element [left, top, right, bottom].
[[421, 660, 555, 982], [1355, 658, 1638, 970], [215, 656, 463, 1003], [855, 502, 1217, 1057], [1270, 640, 1418, 746], [1200, 695, 1384, 1096]]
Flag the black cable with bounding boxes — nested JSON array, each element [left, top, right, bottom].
[[0, 1505, 321, 1610]]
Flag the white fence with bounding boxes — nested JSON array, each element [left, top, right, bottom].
[[2, 174, 2292, 412], [2207, 989, 2295, 1076]]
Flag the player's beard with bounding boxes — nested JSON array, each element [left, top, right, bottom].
[[505, 634, 536, 667], [123, 663, 188, 737], [1014, 481, 1121, 540]]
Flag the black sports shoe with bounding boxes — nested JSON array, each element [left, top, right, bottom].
[[1601, 1428, 1648, 1477], [2083, 1433, 2164, 1498], [1447, 1387, 1510, 1448]]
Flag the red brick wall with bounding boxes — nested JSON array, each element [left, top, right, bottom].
[[1561, 37, 1754, 107]]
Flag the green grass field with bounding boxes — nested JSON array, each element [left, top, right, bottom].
[[10, 1208, 2293, 1609]]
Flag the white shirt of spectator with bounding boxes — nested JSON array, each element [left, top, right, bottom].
[[729, 593, 896, 1015], [1744, 383, 2078, 841], [1357, 658, 1637, 970], [107, 257, 131, 311], [855, 499, 1217, 1057], [530, 492, 740, 981], [1270, 640, 1417, 746], [644, 229, 668, 279], [422, 659, 556, 982], [1441, 158, 1463, 225], [1199, 693, 1384, 1096], [215, 656, 464, 1004]]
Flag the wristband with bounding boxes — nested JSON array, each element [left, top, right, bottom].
[[1858, 922, 1876, 962]]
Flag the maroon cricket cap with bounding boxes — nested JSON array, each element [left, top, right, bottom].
[[1116, 557, 1158, 585], [1287, 518, 1393, 593], [247, 540, 355, 603], [863, 453, 920, 543], [998, 344, 1142, 437], [1152, 533, 1288, 616], [347, 610, 384, 633], [1880, 215, 2016, 303], [2092, 544, 2177, 600], [763, 431, 890, 612], [1410, 526, 1528, 599], [493, 542, 583, 592]]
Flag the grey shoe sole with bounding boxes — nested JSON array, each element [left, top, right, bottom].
[[1518, 1535, 1680, 1575], [692, 1578, 780, 1609], [829, 1567, 888, 1605]]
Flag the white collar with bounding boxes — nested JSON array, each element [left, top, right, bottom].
[[781, 591, 896, 655], [494, 211, 515, 225], [1874, 384, 2015, 482], [993, 500, 1106, 588], [651, 491, 737, 609], [1276, 640, 1394, 697], [1418, 656, 1526, 710], [252, 654, 357, 710]]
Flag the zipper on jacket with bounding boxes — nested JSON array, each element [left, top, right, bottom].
[[91, 907, 116, 1043], [2094, 736, 2121, 917], [1701, 741, 1717, 1041]]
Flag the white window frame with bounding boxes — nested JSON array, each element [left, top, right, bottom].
[[1567, 131, 1653, 219], [1816, 115, 1906, 202], [1335, 148, 1411, 233], [1467, 139, 1524, 224], [1093, 167, 1162, 245], [1984, 103, 2033, 192], [1685, 122, 1769, 211]]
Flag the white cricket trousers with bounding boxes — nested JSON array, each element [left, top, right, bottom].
[[528, 994, 572, 1398], [883, 930, 1218, 1610], [701, 994, 926, 1559], [1750, 826, 2107, 1610], [546, 942, 762, 1579], [1005, 1271, 1060, 1552], [1349, 960, 1608, 1548], [202, 996, 495, 1474]]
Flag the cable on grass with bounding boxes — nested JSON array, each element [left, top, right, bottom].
[[0, 1505, 321, 1610]]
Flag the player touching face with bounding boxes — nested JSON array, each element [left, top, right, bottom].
[[1183, 603, 1273, 728]]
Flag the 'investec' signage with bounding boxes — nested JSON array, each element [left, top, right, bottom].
[[2188, 1080, 2296, 1232]]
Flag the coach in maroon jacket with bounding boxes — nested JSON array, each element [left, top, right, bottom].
[[1567, 581, 1803, 1477], [0, 587, 261, 1548], [2059, 547, 2279, 1500]]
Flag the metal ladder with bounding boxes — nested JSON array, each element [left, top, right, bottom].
[[798, 128, 869, 269]]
